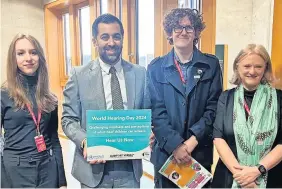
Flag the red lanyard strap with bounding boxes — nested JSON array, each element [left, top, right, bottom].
[[243, 99, 251, 116], [26, 104, 42, 135], [174, 59, 186, 84]]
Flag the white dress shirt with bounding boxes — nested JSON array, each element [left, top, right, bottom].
[[99, 58, 128, 110]]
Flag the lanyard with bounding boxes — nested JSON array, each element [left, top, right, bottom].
[[26, 104, 42, 135], [243, 99, 251, 116], [174, 59, 186, 84]]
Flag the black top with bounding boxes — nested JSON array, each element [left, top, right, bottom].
[[212, 88, 282, 188], [244, 88, 256, 119], [1, 73, 67, 187]]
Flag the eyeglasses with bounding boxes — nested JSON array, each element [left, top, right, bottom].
[[173, 25, 194, 33]]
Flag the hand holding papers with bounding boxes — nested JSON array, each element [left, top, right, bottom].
[[86, 109, 151, 161], [159, 155, 212, 189]]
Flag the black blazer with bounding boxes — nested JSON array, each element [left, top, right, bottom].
[[212, 88, 282, 188]]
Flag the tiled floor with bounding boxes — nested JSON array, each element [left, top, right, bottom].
[[60, 137, 154, 188]]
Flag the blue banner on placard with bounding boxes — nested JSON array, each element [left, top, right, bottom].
[[86, 109, 151, 160]]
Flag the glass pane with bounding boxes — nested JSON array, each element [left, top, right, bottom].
[[178, 0, 200, 9], [138, 0, 154, 68], [79, 6, 91, 65], [119, 0, 122, 19], [101, 0, 108, 14], [191, 0, 200, 9], [62, 13, 72, 76], [178, 0, 186, 8]]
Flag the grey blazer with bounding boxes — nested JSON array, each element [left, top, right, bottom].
[[62, 59, 147, 187]]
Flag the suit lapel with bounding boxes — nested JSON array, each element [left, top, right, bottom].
[[88, 59, 106, 110], [122, 60, 135, 109], [162, 51, 185, 98], [185, 66, 206, 96], [165, 68, 185, 98]]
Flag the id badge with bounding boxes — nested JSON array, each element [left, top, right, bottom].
[[34, 135, 46, 152]]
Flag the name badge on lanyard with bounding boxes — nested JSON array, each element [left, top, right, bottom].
[[174, 59, 185, 84], [243, 100, 263, 145], [26, 104, 46, 152], [243, 99, 251, 116]]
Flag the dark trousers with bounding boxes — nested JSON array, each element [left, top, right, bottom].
[[154, 165, 211, 188], [2, 150, 58, 188], [1, 156, 12, 188], [81, 160, 139, 188]]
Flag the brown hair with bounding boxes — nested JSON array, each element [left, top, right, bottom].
[[230, 44, 274, 85], [163, 8, 205, 45], [2, 33, 57, 113]]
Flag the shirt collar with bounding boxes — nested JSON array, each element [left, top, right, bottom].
[[99, 58, 122, 74], [174, 50, 193, 64], [162, 47, 210, 69]]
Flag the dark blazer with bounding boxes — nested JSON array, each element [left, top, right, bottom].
[[212, 88, 282, 188], [147, 47, 223, 172]]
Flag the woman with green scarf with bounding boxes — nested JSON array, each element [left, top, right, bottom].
[[212, 44, 282, 188]]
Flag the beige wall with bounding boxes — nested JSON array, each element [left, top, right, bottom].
[[216, 0, 274, 89], [43, 0, 56, 5], [252, 0, 274, 54], [1, 0, 45, 84]]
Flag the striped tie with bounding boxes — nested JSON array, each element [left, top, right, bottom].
[[109, 66, 124, 109]]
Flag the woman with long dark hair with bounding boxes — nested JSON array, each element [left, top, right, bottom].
[[1, 34, 66, 188]]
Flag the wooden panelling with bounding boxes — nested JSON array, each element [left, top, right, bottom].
[[121, 0, 132, 62], [154, 0, 177, 57], [45, 0, 89, 132], [129, 0, 136, 63], [115, 0, 121, 19], [44, 7, 63, 132], [45, 8, 61, 100], [46, 0, 87, 10], [108, 0, 117, 15], [271, 0, 282, 89], [201, 0, 216, 54], [154, 0, 162, 57], [57, 11, 68, 87], [69, 4, 80, 67], [89, 0, 99, 59]]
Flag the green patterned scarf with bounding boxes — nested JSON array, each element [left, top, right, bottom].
[[232, 84, 278, 188]]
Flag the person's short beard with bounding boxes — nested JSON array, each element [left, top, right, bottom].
[[99, 45, 122, 65]]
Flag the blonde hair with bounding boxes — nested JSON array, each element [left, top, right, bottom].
[[2, 33, 57, 113], [230, 44, 274, 85]]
